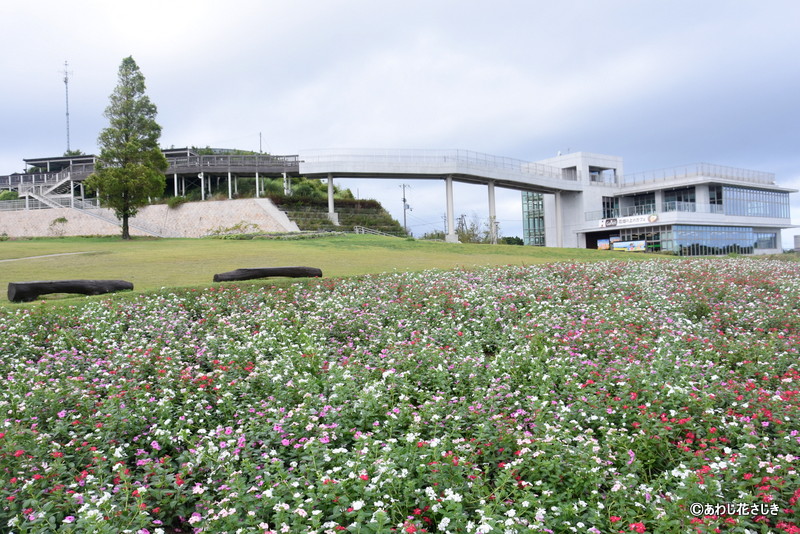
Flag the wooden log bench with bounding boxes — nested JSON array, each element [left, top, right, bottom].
[[213, 266, 323, 282], [7, 280, 134, 303]]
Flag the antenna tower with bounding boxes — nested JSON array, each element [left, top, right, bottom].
[[62, 61, 72, 152]]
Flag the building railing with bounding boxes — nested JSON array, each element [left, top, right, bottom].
[[585, 202, 726, 221], [622, 163, 775, 186], [300, 148, 568, 181], [167, 154, 299, 171], [0, 197, 100, 212], [0, 155, 301, 189]]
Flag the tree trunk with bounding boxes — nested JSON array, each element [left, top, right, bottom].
[[213, 267, 323, 282], [122, 213, 131, 240], [8, 280, 134, 302]]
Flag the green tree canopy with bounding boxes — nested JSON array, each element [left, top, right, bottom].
[[85, 56, 168, 239]]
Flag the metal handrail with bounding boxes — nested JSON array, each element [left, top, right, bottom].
[[300, 148, 567, 181], [622, 163, 775, 186], [353, 225, 402, 238], [586, 202, 728, 221]]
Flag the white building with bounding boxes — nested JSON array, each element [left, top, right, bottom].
[[523, 152, 794, 255]]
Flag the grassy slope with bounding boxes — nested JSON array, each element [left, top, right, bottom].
[[0, 235, 637, 305]]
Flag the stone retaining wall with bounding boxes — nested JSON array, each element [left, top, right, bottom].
[[0, 198, 300, 238]]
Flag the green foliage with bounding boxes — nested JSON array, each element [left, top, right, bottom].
[[207, 221, 261, 238], [500, 236, 524, 245], [62, 149, 84, 157], [0, 190, 19, 201], [85, 56, 168, 240], [191, 146, 260, 156], [421, 214, 502, 243], [166, 196, 188, 209], [48, 218, 68, 238]]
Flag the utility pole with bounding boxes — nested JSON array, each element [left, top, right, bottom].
[[62, 61, 72, 152], [400, 184, 411, 235]]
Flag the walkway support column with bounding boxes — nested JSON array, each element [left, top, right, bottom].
[[174, 174, 178, 196], [555, 191, 563, 248], [487, 180, 497, 244], [255, 172, 260, 198], [327, 174, 339, 225], [227, 172, 232, 199], [445, 175, 458, 243], [199, 172, 205, 201]]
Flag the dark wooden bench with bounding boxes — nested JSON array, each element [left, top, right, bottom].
[[8, 280, 134, 302], [213, 267, 322, 282]]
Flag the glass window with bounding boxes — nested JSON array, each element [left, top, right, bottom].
[[722, 186, 790, 218], [522, 191, 546, 246], [602, 196, 619, 219], [664, 187, 696, 212], [673, 225, 755, 256], [755, 232, 777, 249]]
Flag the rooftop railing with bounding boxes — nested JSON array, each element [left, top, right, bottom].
[[622, 163, 775, 186]]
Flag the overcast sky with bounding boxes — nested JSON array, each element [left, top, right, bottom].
[[2, 0, 799, 245]]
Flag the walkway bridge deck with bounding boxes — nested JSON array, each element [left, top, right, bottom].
[[298, 148, 582, 194]]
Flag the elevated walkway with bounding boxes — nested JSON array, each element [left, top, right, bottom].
[[298, 148, 583, 243]]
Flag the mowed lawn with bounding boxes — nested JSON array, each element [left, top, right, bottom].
[[0, 235, 633, 304]]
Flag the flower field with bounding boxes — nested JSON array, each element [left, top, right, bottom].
[[1, 258, 799, 533]]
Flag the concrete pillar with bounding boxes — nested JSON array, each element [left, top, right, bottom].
[[227, 172, 232, 199], [199, 172, 205, 201], [174, 174, 178, 196], [283, 172, 291, 196], [69, 180, 74, 208], [327, 174, 338, 225], [445, 175, 458, 243], [487, 180, 497, 244], [555, 191, 563, 248], [255, 172, 260, 198]]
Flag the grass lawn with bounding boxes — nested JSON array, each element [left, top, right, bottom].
[[0, 235, 637, 305]]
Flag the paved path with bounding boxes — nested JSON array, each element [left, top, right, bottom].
[[0, 251, 98, 263]]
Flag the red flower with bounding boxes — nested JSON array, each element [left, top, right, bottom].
[[14, 449, 25, 457], [610, 516, 622, 523], [629, 522, 646, 533], [360, 474, 369, 481]]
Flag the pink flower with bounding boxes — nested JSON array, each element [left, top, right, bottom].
[[629, 522, 646, 533]]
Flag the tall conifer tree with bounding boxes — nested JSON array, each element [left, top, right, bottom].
[[86, 56, 168, 239]]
